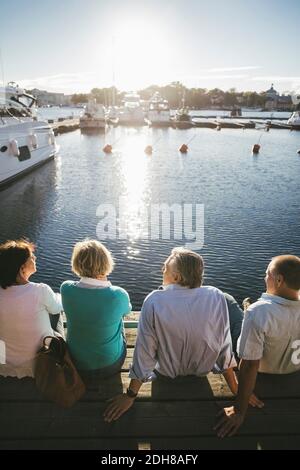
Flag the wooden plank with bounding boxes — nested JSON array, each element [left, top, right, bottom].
[[149, 435, 300, 450], [0, 372, 231, 401], [125, 328, 137, 347], [2, 400, 300, 439], [0, 438, 138, 450], [2, 434, 300, 451]]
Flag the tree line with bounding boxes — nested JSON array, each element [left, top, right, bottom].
[[71, 82, 293, 109]]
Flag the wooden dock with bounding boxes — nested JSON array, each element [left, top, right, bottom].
[[1, 312, 300, 450], [49, 118, 80, 136], [46, 116, 295, 134]]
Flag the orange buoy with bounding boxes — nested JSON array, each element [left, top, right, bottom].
[[252, 144, 260, 154], [103, 144, 112, 154], [179, 144, 188, 153], [144, 145, 153, 155]]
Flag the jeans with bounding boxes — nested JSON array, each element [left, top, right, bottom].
[[78, 339, 127, 387]]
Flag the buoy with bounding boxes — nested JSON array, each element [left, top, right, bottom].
[[297, 149, 300, 155], [179, 144, 188, 153], [9, 139, 20, 157], [252, 144, 260, 154], [144, 145, 153, 155], [103, 144, 112, 154]]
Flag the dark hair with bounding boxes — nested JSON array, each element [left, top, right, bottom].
[[272, 255, 300, 290], [0, 239, 35, 289]]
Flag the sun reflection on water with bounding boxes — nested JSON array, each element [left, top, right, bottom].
[[117, 130, 151, 249]]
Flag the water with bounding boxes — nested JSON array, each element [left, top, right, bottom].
[[0, 121, 300, 309]]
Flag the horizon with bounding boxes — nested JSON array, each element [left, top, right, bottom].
[[1, 0, 300, 95]]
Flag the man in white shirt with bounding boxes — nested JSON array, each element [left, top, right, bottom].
[[215, 254, 300, 438], [104, 247, 261, 422]]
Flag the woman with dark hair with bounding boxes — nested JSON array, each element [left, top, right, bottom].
[[0, 239, 63, 378]]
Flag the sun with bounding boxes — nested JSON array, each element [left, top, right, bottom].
[[112, 19, 173, 90]]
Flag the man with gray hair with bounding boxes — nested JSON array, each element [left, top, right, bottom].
[[104, 247, 261, 422], [215, 254, 300, 438]]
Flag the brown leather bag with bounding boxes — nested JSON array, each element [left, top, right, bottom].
[[34, 336, 86, 408]]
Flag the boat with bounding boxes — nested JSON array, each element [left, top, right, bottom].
[[172, 92, 195, 129], [118, 93, 145, 126], [146, 92, 171, 127], [79, 99, 107, 130], [287, 111, 300, 130], [0, 82, 59, 188], [106, 105, 119, 126], [172, 106, 195, 129]]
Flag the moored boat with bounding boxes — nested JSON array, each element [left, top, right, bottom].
[[0, 82, 59, 188], [287, 111, 300, 130], [79, 99, 107, 130]]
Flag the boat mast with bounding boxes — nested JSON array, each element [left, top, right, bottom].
[[112, 36, 116, 107]]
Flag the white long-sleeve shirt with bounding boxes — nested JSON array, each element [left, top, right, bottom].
[[129, 284, 236, 381], [0, 282, 62, 378]]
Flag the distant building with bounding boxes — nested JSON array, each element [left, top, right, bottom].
[[264, 84, 292, 111], [28, 88, 72, 106], [265, 84, 278, 110]]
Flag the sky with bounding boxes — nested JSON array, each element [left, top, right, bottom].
[[1, 0, 300, 95]]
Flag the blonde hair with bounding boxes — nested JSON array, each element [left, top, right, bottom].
[[167, 247, 204, 288], [71, 239, 114, 278]]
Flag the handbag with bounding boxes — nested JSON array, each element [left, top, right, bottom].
[[34, 335, 86, 408]]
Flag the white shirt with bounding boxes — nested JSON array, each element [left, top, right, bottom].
[[0, 282, 62, 378], [130, 284, 236, 381], [77, 277, 112, 289], [238, 293, 300, 374]]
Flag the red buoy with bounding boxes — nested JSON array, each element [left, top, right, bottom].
[[144, 145, 153, 155], [252, 144, 260, 154], [103, 144, 112, 154], [179, 144, 188, 153]]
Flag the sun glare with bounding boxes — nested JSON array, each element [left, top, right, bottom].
[[112, 19, 173, 89]]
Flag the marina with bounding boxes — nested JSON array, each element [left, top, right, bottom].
[[1, 0, 300, 453], [0, 118, 299, 309]]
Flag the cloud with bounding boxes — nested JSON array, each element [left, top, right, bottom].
[[209, 66, 262, 72], [178, 74, 249, 81], [16, 72, 101, 94], [251, 76, 300, 82]]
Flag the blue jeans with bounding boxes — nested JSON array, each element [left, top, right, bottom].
[[78, 339, 127, 386]]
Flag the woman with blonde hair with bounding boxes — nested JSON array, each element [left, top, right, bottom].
[[61, 239, 131, 384], [0, 239, 63, 379]]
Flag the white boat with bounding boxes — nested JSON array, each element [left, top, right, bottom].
[[0, 82, 59, 188], [107, 105, 119, 125], [147, 92, 171, 127], [287, 111, 300, 130], [79, 99, 107, 130], [118, 93, 145, 126]]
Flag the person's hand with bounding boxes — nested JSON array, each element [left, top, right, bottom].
[[214, 406, 245, 438], [249, 393, 264, 408], [103, 394, 135, 422]]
